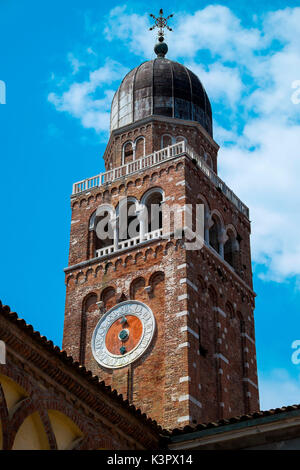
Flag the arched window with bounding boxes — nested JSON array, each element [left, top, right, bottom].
[[135, 137, 145, 159], [130, 277, 146, 300], [90, 206, 115, 256], [224, 229, 239, 270], [204, 152, 213, 169], [225, 301, 234, 319], [161, 134, 172, 148], [143, 190, 163, 234], [100, 287, 116, 310], [176, 136, 187, 144], [117, 198, 139, 242], [127, 201, 139, 240], [149, 271, 165, 296], [123, 141, 133, 164], [94, 211, 114, 251], [209, 215, 221, 253]]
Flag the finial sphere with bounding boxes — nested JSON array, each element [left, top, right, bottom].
[[154, 41, 168, 58]]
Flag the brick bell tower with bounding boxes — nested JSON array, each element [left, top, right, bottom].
[[63, 16, 259, 430]]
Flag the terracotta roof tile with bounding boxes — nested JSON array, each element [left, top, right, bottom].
[[170, 404, 300, 436]]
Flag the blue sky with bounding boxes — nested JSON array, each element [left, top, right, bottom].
[[1, 0, 300, 411]]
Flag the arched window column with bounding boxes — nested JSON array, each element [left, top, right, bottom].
[[110, 216, 119, 251], [135, 202, 147, 241], [141, 188, 164, 238], [224, 228, 240, 270], [209, 214, 222, 254], [205, 212, 213, 243], [218, 228, 228, 259], [90, 204, 117, 257], [116, 197, 140, 246]]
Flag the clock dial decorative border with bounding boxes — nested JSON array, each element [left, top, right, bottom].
[[91, 300, 156, 369]]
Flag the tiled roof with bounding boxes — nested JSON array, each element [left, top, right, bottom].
[[171, 405, 300, 437]]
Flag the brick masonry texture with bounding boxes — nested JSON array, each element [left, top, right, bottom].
[[64, 118, 259, 431], [0, 304, 162, 450], [104, 117, 219, 172]]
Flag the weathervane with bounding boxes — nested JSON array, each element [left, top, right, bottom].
[[149, 9, 174, 42], [149, 9, 174, 57]]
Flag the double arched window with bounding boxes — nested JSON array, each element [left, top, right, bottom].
[[122, 136, 146, 165], [207, 212, 240, 271], [89, 188, 164, 257]]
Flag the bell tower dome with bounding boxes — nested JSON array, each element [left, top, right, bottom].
[[63, 11, 259, 430], [110, 57, 213, 137]]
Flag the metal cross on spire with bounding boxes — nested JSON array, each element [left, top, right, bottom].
[[149, 9, 174, 42]]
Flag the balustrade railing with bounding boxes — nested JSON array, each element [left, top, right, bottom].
[[72, 141, 249, 218], [95, 228, 163, 259]]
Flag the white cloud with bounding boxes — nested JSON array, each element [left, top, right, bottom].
[[48, 59, 129, 134], [246, 48, 300, 117], [172, 6, 262, 63], [67, 53, 85, 75], [104, 6, 153, 57], [264, 7, 300, 44], [219, 116, 300, 282], [259, 369, 300, 410], [187, 62, 243, 108]]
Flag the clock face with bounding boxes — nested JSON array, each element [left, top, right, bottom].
[[91, 300, 155, 369]]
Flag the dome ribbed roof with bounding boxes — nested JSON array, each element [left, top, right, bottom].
[[110, 58, 213, 137]]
